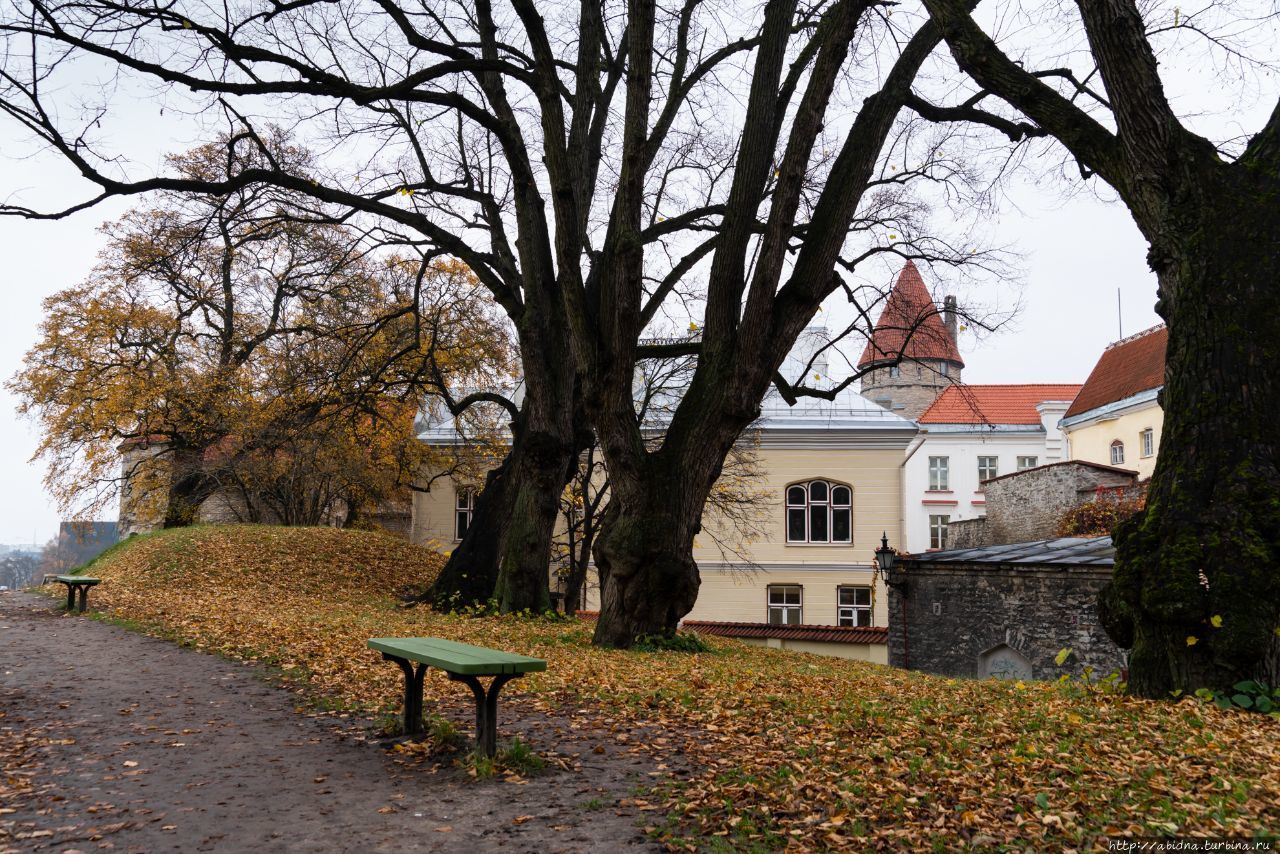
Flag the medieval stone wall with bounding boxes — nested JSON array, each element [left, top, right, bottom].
[[886, 563, 1125, 681], [980, 463, 1137, 545]]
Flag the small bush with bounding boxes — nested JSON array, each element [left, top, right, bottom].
[[1056, 491, 1146, 538], [1194, 681, 1280, 717], [633, 631, 711, 653]]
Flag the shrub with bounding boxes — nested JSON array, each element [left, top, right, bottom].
[[1056, 491, 1146, 538], [633, 631, 711, 653]]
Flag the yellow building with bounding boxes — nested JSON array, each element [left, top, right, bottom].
[[412, 334, 917, 662], [1061, 325, 1166, 479]]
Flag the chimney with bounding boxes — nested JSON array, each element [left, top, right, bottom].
[[943, 295, 958, 346]]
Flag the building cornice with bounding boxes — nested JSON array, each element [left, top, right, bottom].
[[1060, 387, 1161, 430]]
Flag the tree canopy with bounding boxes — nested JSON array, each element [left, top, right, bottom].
[[11, 140, 514, 529]]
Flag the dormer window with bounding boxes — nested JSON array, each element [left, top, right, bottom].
[[785, 480, 852, 544], [1110, 440, 1125, 466]]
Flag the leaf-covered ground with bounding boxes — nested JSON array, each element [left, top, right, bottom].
[[63, 525, 1280, 849]]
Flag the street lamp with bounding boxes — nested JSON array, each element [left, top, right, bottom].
[[876, 532, 906, 591], [875, 532, 897, 572]]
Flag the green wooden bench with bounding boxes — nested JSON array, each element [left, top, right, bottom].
[[368, 637, 546, 757], [43, 575, 101, 612]]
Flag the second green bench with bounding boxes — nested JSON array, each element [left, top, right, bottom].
[[368, 637, 546, 757], [43, 574, 101, 612]]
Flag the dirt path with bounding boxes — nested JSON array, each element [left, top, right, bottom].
[[0, 592, 670, 853]]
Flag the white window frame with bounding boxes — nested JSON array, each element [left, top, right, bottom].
[[784, 480, 853, 544], [454, 489, 475, 541], [977, 456, 999, 484], [929, 514, 950, 550], [1017, 455, 1038, 471], [928, 456, 950, 491], [1140, 428, 1154, 458], [837, 585, 873, 627], [1110, 441, 1125, 466], [767, 585, 803, 625]]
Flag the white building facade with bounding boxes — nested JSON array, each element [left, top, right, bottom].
[[901, 386, 1081, 553]]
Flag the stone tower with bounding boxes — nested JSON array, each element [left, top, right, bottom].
[[858, 261, 964, 420]]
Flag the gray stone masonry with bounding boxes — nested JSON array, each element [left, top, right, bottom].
[[946, 517, 987, 550], [887, 562, 1125, 680], [981, 462, 1136, 545], [860, 360, 962, 421]]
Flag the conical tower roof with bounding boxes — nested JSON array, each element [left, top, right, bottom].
[[857, 261, 964, 368]]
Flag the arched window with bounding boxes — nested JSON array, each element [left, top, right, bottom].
[[1110, 440, 1125, 466], [785, 480, 852, 544]]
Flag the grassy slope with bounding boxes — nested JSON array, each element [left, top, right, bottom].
[[69, 526, 1279, 850]]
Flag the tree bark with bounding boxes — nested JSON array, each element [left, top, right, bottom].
[[591, 404, 750, 646], [491, 425, 578, 613], [1100, 168, 1280, 697], [591, 481, 704, 647], [426, 450, 514, 608], [427, 304, 584, 613]]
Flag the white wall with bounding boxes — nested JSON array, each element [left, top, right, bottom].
[[903, 428, 1068, 553]]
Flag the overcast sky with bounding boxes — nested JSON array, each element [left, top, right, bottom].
[[4, 2, 1267, 545]]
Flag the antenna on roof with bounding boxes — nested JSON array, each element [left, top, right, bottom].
[[1117, 288, 1123, 339]]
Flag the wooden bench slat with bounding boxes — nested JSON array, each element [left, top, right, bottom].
[[54, 576, 100, 585], [367, 637, 546, 675]]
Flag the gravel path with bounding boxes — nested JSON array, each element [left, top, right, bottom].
[[0, 591, 668, 853]]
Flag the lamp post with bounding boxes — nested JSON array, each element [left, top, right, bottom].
[[876, 532, 906, 591]]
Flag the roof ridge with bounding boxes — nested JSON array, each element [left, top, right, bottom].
[[1104, 322, 1166, 351], [949, 383, 1083, 389]]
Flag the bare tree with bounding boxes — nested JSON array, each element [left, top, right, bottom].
[[917, 0, 1280, 696], [0, 0, 998, 642]]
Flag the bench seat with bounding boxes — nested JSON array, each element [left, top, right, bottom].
[[368, 637, 546, 757], [44, 575, 101, 612]]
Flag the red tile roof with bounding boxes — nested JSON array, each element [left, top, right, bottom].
[[681, 620, 888, 645], [918, 384, 1083, 425], [1065, 325, 1167, 418], [858, 261, 964, 368]]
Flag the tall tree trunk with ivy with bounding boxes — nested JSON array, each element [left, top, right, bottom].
[[924, 0, 1280, 695]]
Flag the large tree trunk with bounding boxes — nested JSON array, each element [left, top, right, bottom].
[[591, 421, 744, 647], [591, 482, 703, 647], [1101, 171, 1280, 697], [491, 426, 578, 612], [426, 450, 514, 608], [429, 303, 584, 613]]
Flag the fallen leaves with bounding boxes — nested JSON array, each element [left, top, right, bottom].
[[65, 524, 1280, 850]]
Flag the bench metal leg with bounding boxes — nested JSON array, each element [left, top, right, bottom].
[[64, 584, 75, 610], [448, 673, 520, 758], [382, 654, 428, 735], [77, 586, 89, 612]]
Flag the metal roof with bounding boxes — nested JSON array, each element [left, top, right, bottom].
[[903, 536, 1115, 567], [417, 327, 917, 444]]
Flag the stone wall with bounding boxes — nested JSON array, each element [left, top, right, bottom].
[[945, 517, 987, 550], [980, 462, 1136, 545], [118, 443, 171, 536], [886, 561, 1124, 681]]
